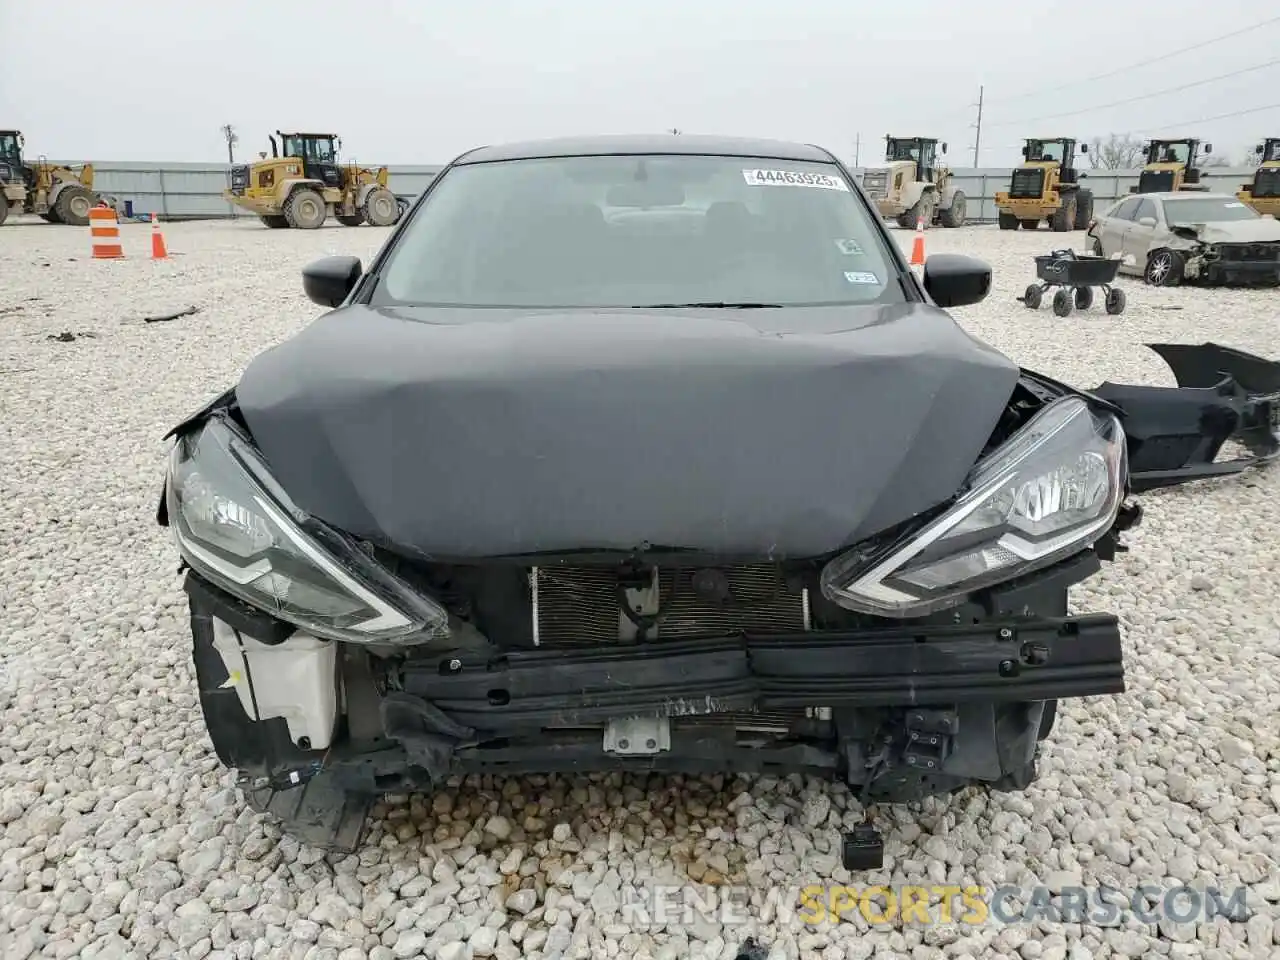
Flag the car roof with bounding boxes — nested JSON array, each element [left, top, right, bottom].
[[454, 134, 837, 165]]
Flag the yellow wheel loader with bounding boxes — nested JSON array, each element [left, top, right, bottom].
[[1129, 138, 1212, 194], [858, 137, 967, 229], [995, 138, 1094, 232], [1236, 138, 1280, 218], [0, 130, 99, 227], [223, 132, 397, 230]]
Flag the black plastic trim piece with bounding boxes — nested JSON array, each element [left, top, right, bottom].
[[184, 571, 294, 646], [399, 614, 1124, 731]]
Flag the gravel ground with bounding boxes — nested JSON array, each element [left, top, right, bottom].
[[1, 216, 1278, 960]]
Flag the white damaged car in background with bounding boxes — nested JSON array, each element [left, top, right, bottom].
[[1085, 191, 1280, 287]]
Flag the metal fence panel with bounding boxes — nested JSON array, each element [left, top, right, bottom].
[[53, 160, 1261, 222]]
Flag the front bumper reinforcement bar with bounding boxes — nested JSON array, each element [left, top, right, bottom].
[[398, 614, 1125, 732]]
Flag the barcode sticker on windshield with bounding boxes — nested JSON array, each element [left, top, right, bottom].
[[844, 271, 880, 284], [834, 239, 864, 255], [743, 169, 850, 191]]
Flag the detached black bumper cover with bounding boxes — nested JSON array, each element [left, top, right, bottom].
[[1093, 342, 1280, 491], [398, 615, 1125, 734]]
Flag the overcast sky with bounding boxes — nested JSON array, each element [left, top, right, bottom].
[[2, 1, 1277, 169]]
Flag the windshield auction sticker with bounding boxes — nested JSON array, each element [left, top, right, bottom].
[[844, 271, 880, 284], [742, 169, 850, 191]]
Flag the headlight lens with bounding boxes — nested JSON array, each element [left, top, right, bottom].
[[821, 396, 1126, 617], [167, 418, 448, 643]]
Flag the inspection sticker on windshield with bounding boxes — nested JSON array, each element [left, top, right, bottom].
[[844, 271, 880, 284], [834, 238, 864, 255], [743, 169, 849, 191]]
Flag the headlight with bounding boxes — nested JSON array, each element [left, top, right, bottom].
[[167, 418, 448, 644], [821, 396, 1126, 618]]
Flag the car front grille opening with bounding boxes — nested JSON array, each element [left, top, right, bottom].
[[531, 563, 809, 648]]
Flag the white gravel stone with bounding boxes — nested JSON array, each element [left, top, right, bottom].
[[2, 219, 1278, 959]]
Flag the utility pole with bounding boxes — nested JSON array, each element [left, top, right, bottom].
[[220, 124, 238, 165], [854, 132, 861, 167], [971, 86, 984, 168]]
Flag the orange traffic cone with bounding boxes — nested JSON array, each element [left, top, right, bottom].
[[89, 206, 124, 259], [150, 214, 169, 260], [909, 216, 926, 266]]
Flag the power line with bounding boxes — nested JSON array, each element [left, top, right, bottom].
[[987, 58, 1280, 128], [986, 15, 1280, 105], [1125, 102, 1280, 136]]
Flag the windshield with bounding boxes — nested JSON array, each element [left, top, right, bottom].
[[1163, 198, 1260, 224], [1266, 141, 1280, 163], [0, 134, 18, 162], [283, 136, 335, 162], [1149, 142, 1191, 165], [1027, 140, 1065, 163], [886, 140, 920, 162], [373, 154, 900, 309]]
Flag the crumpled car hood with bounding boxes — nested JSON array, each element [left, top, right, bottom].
[[1170, 219, 1280, 243], [232, 303, 1021, 561]]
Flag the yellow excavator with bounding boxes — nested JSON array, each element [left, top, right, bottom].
[[995, 137, 1093, 232], [0, 129, 99, 227], [1236, 138, 1280, 217], [1129, 138, 1211, 194], [223, 131, 397, 229]]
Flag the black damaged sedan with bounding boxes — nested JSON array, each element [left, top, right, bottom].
[[158, 135, 1280, 855]]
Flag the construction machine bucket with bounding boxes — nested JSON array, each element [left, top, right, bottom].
[[1091, 343, 1280, 491]]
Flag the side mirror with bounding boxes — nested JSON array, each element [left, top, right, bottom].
[[922, 254, 991, 308], [1138, 217, 1157, 228], [941, 142, 948, 154], [1255, 144, 1264, 154], [1080, 143, 1088, 153], [1203, 143, 1213, 154], [302, 256, 363, 308], [1021, 146, 1028, 157]]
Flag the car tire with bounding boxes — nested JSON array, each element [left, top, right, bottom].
[[54, 185, 94, 226], [1105, 287, 1126, 314], [1073, 286, 1093, 310], [362, 187, 399, 227], [1073, 189, 1094, 230], [284, 188, 328, 229], [938, 191, 966, 228], [1050, 194, 1076, 233], [998, 212, 1019, 230], [1144, 249, 1184, 286], [1052, 288, 1073, 317], [1023, 284, 1042, 309]]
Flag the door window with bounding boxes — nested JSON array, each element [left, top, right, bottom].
[[1110, 197, 1142, 221]]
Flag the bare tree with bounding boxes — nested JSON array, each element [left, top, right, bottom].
[[667, 128, 683, 136], [1202, 153, 1233, 167], [1087, 134, 1145, 170], [220, 124, 239, 165]]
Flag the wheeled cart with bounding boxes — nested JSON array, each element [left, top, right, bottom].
[[1020, 248, 1126, 317]]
